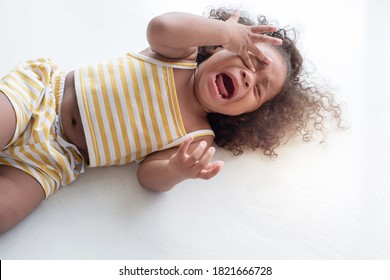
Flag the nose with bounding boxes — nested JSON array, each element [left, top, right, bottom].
[[241, 70, 254, 88]]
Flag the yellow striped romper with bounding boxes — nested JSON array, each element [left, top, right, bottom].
[[0, 58, 84, 197], [75, 52, 214, 167]]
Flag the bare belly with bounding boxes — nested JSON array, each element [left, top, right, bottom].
[[61, 72, 89, 162]]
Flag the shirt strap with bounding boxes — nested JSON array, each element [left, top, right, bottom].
[[161, 129, 215, 150]]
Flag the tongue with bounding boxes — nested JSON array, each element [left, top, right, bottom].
[[216, 74, 229, 98]]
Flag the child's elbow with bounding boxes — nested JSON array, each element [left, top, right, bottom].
[[147, 14, 173, 45], [139, 181, 174, 193], [136, 168, 174, 193], [141, 183, 173, 193]]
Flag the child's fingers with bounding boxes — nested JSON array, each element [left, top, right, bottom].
[[198, 161, 224, 180], [263, 35, 283, 46], [184, 140, 207, 167], [250, 25, 283, 46], [193, 146, 222, 178], [249, 44, 274, 65], [252, 33, 283, 46], [176, 136, 193, 159], [250, 25, 278, 34], [240, 51, 256, 72], [195, 146, 216, 170]]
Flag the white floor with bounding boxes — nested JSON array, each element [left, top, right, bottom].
[[0, 0, 389, 259]]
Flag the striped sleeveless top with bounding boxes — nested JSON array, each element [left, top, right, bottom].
[[74, 52, 214, 167]]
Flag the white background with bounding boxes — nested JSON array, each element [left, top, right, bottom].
[[0, 0, 389, 260]]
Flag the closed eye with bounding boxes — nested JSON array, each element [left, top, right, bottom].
[[255, 84, 261, 99], [265, 80, 270, 99]]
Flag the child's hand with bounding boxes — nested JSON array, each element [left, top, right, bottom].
[[168, 137, 224, 180], [223, 10, 283, 72]]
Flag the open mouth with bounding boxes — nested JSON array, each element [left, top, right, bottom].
[[215, 73, 235, 99]]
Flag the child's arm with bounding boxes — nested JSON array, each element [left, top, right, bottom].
[[137, 137, 224, 192], [147, 11, 282, 71]]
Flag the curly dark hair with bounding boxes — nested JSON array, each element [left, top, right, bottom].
[[198, 8, 342, 157]]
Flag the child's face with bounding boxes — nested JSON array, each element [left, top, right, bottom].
[[194, 43, 287, 116]]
